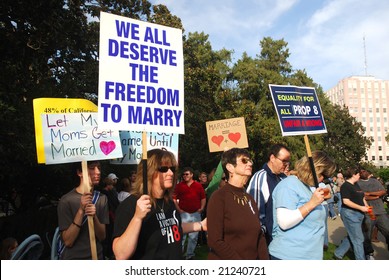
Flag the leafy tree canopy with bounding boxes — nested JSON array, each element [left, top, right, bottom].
[[0, 1, 373, 212]]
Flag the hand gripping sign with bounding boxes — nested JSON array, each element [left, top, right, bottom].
[[33, 98, 122, 259]]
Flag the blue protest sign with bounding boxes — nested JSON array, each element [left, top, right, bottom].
[[269, 84, 327, 136]]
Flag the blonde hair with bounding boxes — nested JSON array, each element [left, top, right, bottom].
[[132, 149, 178, 206], [292, 151, 336, 186]]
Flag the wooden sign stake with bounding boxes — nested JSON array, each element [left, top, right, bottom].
[[81, 160, 98, 260], [142, 131, 148, 194], [304, 135, 319, 188]]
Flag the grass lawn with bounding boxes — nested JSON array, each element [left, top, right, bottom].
[[193, 242, 354, 260]]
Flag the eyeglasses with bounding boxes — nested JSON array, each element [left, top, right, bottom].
[[182, 173, 190, 176], [240, 157, 253, 164], [157, 166, 176, 173], [275, 156, 290, 166]]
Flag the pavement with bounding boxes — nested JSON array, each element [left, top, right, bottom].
[[327, 215, 389, 260]]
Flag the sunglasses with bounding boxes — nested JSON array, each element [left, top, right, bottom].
[[157, 166, 176, 173], [182, 173, 190, 176], [240, 157, 253, 164]]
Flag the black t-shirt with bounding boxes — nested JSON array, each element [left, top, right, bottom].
[[340, 181, 365, 212], [113, 195, 183, 259]]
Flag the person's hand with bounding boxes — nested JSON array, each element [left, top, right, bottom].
[[84, 203, 96, 217], [360, 205, 369, 213], [80, 192, 93, 212], [201, 218, 207, 231], [134, 195, 152, 220], [310, 188, 325, 206]]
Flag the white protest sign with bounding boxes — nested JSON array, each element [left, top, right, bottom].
[[98, 12, 185, 134], [111, 131, 179, 164], [41, 113, 122, 164]]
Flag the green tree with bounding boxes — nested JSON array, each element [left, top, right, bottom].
[[0, 0, 153, 205], [320, 102, 372, 170], [377, 168, 389, 184], [180, 31, 232, 171]]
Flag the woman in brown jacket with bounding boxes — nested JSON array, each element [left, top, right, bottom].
[[207, 148, 268, 259]]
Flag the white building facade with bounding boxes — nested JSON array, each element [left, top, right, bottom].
[[326, 76, 389, 168]]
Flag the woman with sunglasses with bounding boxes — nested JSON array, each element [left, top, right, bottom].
[[268, 151, 336, 260], [207, 148, 269, 259], [112, 149, 205, 260]]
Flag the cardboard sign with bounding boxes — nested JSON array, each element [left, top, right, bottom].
[[269, 84, 327, 136], [110, 131, 179, 164], [206, 117, 248, 152], [33, 98, 98, 163], [98, 12, 185, 134], [41, 113, 122, 164]]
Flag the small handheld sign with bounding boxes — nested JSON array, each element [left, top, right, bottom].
[[206, 117, 248, 152]]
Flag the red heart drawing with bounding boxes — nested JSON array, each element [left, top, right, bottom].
[[100, 141, 116, 155], [228, 132, 241, 144], [211, 135, 224, 147]]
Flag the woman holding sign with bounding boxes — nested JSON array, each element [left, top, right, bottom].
[[268, 151, 336, 259], [112, 148, 206, 260]]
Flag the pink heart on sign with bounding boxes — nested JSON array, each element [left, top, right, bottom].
[[100, 141, 116, 155], [228, 132, 241, 144], [211, 135, 224, 147]]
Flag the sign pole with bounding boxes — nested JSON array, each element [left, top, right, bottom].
[[142, 131, 148, 195], [304, 135, 319, 188], [81, 161, 98, 260]]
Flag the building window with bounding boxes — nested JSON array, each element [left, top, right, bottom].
[[372, 156, 375, 160], [379, 156, 383, 160], [387, 156, 389, 161], [379, 146, 382, 151], [366, 156, 369, 161]]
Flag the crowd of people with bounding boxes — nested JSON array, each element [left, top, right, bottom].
[[2, 145, 389, 260]]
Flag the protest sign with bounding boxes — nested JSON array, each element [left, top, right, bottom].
[[98, 12, 184, 134], [206, 117, 248, 152], [111, 131, 178, 164], [269, 84, 327, 136], [41, 113, 122, 164], [33, 98, 98, 163]]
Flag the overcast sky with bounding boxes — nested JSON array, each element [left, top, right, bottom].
[[149, 0, 389, 91]]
